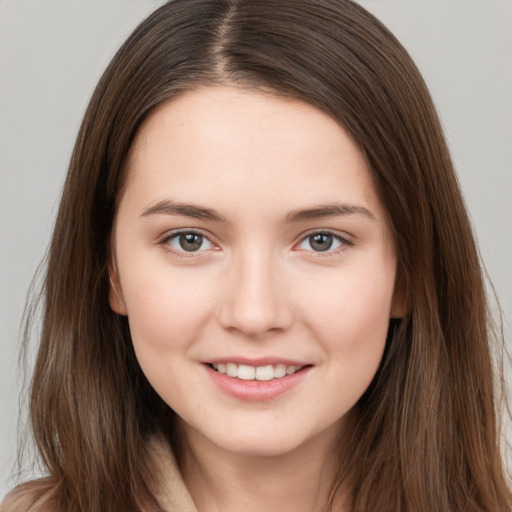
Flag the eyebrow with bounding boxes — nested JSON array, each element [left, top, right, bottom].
[[284, 203, 376, 223], [140, 200, 228, 222], [140, 199, 375, 223]]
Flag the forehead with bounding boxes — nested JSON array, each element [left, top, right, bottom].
[[129, 86, 356, 164], [120, 86, 384, 223]]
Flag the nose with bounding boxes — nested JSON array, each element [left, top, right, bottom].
[[217, 249, 294, 337]]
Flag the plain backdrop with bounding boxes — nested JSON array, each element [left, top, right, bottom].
[[1, 0, 511, 499]]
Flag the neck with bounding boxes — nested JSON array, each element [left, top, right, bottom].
[[179, 423, 349, 512]]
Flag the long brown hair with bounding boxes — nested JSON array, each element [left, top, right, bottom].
[[4, 0, 510, 510]]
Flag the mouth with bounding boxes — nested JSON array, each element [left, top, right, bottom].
[[204, 360, 313, 401], [207, 362, 310, 381]]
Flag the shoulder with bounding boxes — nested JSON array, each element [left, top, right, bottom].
[[0, 479, 55, 512]]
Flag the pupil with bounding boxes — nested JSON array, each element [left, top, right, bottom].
[[310, 233, 332, 251], [180, 233, 202, 251]]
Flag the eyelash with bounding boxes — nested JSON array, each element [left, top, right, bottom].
[[159, 229, 217, 258], [295, 229, 353, 256], [158, 229, 353, 258]]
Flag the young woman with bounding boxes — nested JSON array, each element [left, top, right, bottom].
[[2, 0, 510, 511]]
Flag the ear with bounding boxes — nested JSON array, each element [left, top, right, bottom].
[[390, 269, 407, 319], [108, 265, 128, 316]]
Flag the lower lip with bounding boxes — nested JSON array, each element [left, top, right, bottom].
[[204, 364, 311, 401]]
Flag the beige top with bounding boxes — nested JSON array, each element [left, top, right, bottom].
[[0, 435, 198, 512], [147, 434, 198, 512]]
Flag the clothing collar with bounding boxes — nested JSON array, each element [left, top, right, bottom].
[[148, 434, 198, 512]]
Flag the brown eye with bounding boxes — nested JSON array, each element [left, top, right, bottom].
[[309, 233, 334, 251], [179, 233, 203, 251], [165, 231, 214, 253], [297, 231, 346, 253]]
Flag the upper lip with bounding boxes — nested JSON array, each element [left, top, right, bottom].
[[205, 357, 310, 367]]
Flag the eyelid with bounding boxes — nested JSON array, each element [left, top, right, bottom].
[[293, 229, 354, 255], [157, 227, 353, 258], [158, 228, 220, 256]]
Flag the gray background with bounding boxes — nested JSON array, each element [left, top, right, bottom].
[[1, 0, 511, 499]]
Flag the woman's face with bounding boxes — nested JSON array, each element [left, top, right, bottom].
[[111, 86, 402, 457]]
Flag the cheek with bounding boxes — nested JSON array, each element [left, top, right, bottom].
[[299, 261, 395, 336], [120, 264, 217, 360], [121, 267, 219, 409], [297, 262, 394, 392]]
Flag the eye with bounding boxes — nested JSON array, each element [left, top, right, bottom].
[[297, 231, 347, 253], [164, 231, 215, 253]]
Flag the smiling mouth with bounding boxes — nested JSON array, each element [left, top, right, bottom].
[[208, 363, 308, 381]]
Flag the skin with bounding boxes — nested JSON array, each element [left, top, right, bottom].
[[110, 86, 403, 511]]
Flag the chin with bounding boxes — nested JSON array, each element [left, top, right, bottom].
[[215, 434, 308, 458], [190, 417, 341, 460]]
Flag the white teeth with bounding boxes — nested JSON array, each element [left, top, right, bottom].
[[255, 365, 274, 381], [286, 365, 296, 375], [238, 364, 255, 380], [274, 364, 287, 378], [211, 362, 303, 380], [226, 362, 238, 377]]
